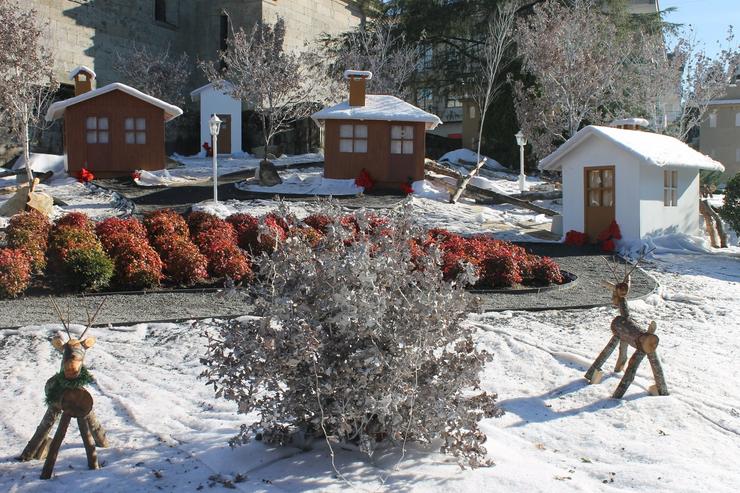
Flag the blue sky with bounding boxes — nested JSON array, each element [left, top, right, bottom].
[[661, 0, 740, 56]]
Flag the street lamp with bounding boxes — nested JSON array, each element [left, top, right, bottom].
[[209, 114, 222, 203], [515, 130, 528, 193]]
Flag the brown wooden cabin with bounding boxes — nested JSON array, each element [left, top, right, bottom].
[[46, 67, 182, 177], [312, 70, 442, 190]]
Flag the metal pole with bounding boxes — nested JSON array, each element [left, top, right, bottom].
[[518, 143, 525, 192], [212, 133, 218, 203]]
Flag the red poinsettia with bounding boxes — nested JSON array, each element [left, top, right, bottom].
[[355, 169, 374, 191], [131, 170, 142, 181], [597, 220, 622, 242], [564, 230, 589, 247], [77, 167, 94, 183], [202, 142, 212, 157], [601, 239, 616, 253], [400, 181, 414, 195]]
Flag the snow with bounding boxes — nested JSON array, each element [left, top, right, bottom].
[[68, 66, 96, 80], [610, 117, 649, 127], [46, 83, 183, 122], [189, 80, 235, 101], [311, 95, 443, 130], [12, 153, 65, 175], [343, 69, 373, 80], [235, 167, 363, 196], [539, 125, 725, 172], [1, 246, 739, 491], [438, 148, 506, 171]]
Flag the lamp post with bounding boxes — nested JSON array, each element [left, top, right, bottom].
[[209, 114, 222, 203], [515, 130, 527, 193]]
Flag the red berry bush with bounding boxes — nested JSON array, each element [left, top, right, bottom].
[[189, 212, 251, 282], [6, 210, 51, 272], [0, 248, 32, 298], [96, 217, 163, 289], [55, 211, 95, 232], [165, 239, 209, 285]]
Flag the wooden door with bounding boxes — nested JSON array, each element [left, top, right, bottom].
[[212, 114, 231, 154], [584, 166, 615, 241]]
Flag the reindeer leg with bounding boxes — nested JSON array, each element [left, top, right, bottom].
[[585, 335, 619, 383], [19, 406, 61, 461], [40, 412, 71, 480], [86, 411, 109, 448], [78, 417, 100, 470], [614, 340, 629, 372], [613, 350, 646, 399], [647, 352, 669, 396]]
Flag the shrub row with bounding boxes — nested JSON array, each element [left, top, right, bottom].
[[48, 214, 114, 291], [144, 209, 208, 286], [0, 248, 32, 298], [6, 210, 51, 272], [96, 217, 163, 289], [188, 212, 251, 282]]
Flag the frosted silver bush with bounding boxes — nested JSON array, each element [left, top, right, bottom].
[[201, 203, 501, 468]]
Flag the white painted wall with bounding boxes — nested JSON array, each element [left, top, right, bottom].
[[639, 166, 701, 237], [197, 86, 243, 156], [559, 137, 641, 240]]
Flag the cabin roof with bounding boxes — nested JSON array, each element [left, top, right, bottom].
[[538, 125, 724, 172], [311, 95, 442, 130], [46, 82, 183, 122], [189, 81, 236, 101]]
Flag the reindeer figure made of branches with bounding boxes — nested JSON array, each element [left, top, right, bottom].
[[20, 298, 109, 479], [584, 251, 669, 399]]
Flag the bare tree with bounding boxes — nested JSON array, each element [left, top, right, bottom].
[[450, 1, 518, 204], [512, 0, 635, 158], [202, 17, 328, 157], [323, 18, 422, 99], [113, 43, 191, 109], [0, 0, 59, 184]]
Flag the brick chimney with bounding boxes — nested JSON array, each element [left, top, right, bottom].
[[344, 70, 373, 107], [610, 117, 649, 131], [69, 66, 96, 96]]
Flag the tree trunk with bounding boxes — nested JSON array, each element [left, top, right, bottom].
[[699, 199, 720, 247], [22, 116, 33, 185], [450, 102, 488, 204], [612, 349, 646, 399], [585, 335, 619, 382], [40, 412, 71, 480], [20, 406, 60, 461], [701, 199, 727, 248], [610, 316, 659, 354]]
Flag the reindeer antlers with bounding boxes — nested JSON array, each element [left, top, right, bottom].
[[80, 297, 107, 340], [49, 297, 107, 341], [602, 247, 656, 285]]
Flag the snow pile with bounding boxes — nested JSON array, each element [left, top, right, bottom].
[[438, 148, 506, 170], [235, 168, 362, 196], [12, 153, 66, 175], [164, 152, 324, 182]]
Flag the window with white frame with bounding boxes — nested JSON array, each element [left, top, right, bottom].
[[736, 148, 740, 162], [709, 112, 717, 128], [391, 125, 414, 155], [664, 170, 677, 207], [125, 117, 147, 144], [86, 117, 109, 144], [446, 93, 462, 108], [736, 112, 740, 127], [339, 124, 367, 153]]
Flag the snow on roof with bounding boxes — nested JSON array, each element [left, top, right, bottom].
[[68, 65, 96, 80], [344, 70, 373, 80], [611, 117, 649, 127], [190, 81, 236, 101], [46, 83, 183, 122], [539, 125, 724, 172], [311, 95, 442, 130], [707, 98, 740, 106]]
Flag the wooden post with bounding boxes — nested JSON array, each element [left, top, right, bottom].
[[612, 350, 646, 399], [585, 335, 619, 383], [78, 417, 100, 470], [614, 340, 629, 372], [40, 412, 71, 479], [20, 406, 60, 461]]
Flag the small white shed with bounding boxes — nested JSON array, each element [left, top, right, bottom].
[[539, 125, 724, 242], [190, 81, 243, 156]]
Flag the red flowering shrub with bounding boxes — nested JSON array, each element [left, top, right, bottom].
[[188, 211, 233, 238], [0, 248, 32, 298], [48, 223, 113, 291], [200, 239, 251, 281], [144, 209, 190, 256], [564, 230, 589, 247], [164, 239, 208, 285], [303, 214, 333, 234], [256, 214, 289, 254], [6, 210, 51, 272], [48, 226, 101, 264], [226, 213, 259, 251], [110, 237, 164, 289], [288, 226, 324, 248], [530, 257, 564, 285], [95, 217, 148, 254], [55, 212, 94, 232], [355, 168, 374, 190]]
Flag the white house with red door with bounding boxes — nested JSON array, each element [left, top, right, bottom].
[[539, 120, 724, 242], [190, 81, 244, 156]]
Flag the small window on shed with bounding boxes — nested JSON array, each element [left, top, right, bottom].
[[709, 112, 717, 128], [339, 124, 367, 153], [125, 117, 147, 145], [664, 170, 677, 207], [391, 125, 414, 155], [86, 117, 109, 144], [736, 112, 740, 127]]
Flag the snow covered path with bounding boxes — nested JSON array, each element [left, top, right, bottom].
[[0, 252, 738, 492]]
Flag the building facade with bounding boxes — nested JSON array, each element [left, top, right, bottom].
[[700, 80, 740, 180]]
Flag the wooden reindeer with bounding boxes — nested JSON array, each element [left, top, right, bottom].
[[20, 298, 109, 479], [584, 252, 669, 399]]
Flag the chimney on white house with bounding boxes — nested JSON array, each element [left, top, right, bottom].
[[344, 70, 373, 107], [69, 66, 96, 96], [610, 117, 650, 131]]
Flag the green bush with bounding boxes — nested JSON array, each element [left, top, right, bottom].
[[63, 248, 114, 291], [719, 173, 740, 238]]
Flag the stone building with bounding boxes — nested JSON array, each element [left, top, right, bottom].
[[24, 0, 364, 155], [700, 75, 740, 181]]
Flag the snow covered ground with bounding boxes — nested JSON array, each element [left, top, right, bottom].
[[234, 167, 363, 196], [1, 247, 738, 492]]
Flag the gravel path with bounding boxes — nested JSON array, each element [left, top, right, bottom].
[[0, 244, 656, 329]]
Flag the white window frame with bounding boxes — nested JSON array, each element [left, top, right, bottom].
[[390, 125, 414, 155], [125, 117, 147, 145], [709, 112, 717, 128], [664, 170, 678, 207], [735, 112, 740, 127], [338, 124, 368, 153], [86, 116, 109, 144]]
